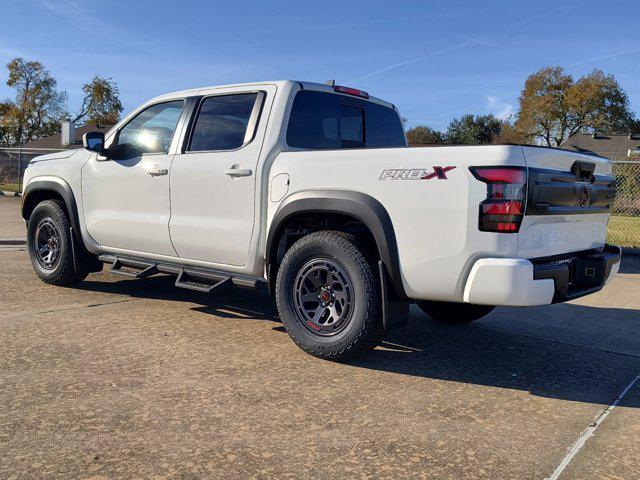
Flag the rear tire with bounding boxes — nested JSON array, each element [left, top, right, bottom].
[[417, 300, 495, 324], [275, 231, 384, 361], [27, 200, 89, 286]]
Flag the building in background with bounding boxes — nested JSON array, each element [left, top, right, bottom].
[[19, 122, 113, 150], [0, 121, 113, 193], [564, 133, 640, 161]]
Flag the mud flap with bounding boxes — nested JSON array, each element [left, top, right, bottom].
[[378, 260, 409, 331], [70, 227, 103, 274]]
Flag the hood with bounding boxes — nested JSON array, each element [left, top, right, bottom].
[[29, 149, 79, 164]]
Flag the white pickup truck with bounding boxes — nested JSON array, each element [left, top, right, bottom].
[[22, 80, 621, 360]]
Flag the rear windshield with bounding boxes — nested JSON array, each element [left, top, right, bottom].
[[286, 90, 406, 150]]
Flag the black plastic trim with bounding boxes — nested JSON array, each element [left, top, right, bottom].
[[266, 190, 406, 298], [378, 260, 409, 331], [526, 166, 616, 216], [176, 96, 202, 154], [99, 254, 264, 289], [23, 181, 102, 273], [532, 244, 621, 303], [22, 179, 80, 233]]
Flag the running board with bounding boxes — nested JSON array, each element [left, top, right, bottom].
[[109, 258, 158, 278], [175, 270, 232, 293], [99, 254, 264, 291]]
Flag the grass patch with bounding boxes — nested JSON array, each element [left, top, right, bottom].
[[607, 215, 640, 249], [0, 183, 20, 192]]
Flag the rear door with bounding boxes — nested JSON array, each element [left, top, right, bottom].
[[169, 86, 273, 267], [518, 146, 616, 258], [82, 100, 186, 256]]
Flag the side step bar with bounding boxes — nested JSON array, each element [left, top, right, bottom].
[[109, 258, 159, 278], [99, 254, 264, 292], [175, 270, 232, 293]]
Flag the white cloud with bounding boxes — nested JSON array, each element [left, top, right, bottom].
[[486, 96, 514, 120], [37, 0, 107, 31], [569, 48, 640, 67], [349, 41, 474, 83]]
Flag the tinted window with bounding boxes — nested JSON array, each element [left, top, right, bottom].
[[365, 102, 406, 148], [287, 92, 340, 149], [189, 93, 258, 151], [114, 100, 184, 159], [287, 91, 405, 149], [340, 105, 364, 148]]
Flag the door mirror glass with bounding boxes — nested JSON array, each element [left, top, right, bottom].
[[83, 131, 105, 152]]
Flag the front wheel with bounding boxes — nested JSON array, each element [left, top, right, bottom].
[[27, 199, 89, 286], [275, 231, 384, 361], [417, 301, 495, 324]]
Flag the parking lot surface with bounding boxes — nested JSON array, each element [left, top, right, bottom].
[[0, 196, 24, 240], [1, 198, 640, 479]]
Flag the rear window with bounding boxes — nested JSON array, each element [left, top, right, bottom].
[[286, 90, 405, 150], [188, 93, 258, 152]]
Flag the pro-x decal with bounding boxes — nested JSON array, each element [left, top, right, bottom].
[[379, 166, 456, 181]]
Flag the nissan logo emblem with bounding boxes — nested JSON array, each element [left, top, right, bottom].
[[578, 185, 590, 208]]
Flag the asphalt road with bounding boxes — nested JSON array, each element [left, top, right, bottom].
[[1, 197, 640, 479]]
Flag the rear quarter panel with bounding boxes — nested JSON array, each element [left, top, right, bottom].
[[268, 145, 526, 301]]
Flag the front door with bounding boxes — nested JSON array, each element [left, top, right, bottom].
[[169, 88, 272, 266], [82, 100, 185, 256]]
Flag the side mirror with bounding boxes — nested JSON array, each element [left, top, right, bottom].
[[83, 131, 105, 153]]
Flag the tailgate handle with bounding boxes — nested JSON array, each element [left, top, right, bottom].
[[571, 161, 595, 183]]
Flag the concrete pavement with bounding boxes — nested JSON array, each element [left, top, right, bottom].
[[0, 197, 25, 242], [1, 248, 639, 479]]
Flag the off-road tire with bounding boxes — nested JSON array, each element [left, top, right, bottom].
[[417, 300, 495, 324], [275, 230, 384, 361], [27, 199, 89, 286]]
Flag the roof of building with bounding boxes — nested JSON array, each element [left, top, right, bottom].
[[20, 124, 113, 150], [563, 133, 640, 161]]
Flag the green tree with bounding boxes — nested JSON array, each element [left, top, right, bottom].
[[445, 114, 502, 144], [0, 102, 10, 146], [406, 125, 444, 145], [73, 75, 123, 125], [0, 58, 67, 146], [515, 67, 635, 147]]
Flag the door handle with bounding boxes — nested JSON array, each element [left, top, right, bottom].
[[146, 165, 168, 176], [225, 165, 252, 177]]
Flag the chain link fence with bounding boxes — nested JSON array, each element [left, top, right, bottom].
[[609, 161, 640, 249], [0, 147, 66, 193]]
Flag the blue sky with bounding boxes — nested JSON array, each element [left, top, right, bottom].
[[1, 0, 639, 130]]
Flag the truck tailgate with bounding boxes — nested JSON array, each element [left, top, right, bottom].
[[518, 146, 616, 258]]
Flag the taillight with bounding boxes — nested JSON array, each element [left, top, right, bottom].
[[333, 85, 369, 99], [469, 166, 527, 233]]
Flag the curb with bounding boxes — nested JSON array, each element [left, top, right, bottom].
[[0, 191, 22, 197], [0, 237, 26, 246]]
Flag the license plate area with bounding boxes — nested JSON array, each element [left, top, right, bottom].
[[532, 245, 620, 303]]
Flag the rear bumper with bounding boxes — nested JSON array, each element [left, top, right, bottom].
[[463, 245, 621, 306], [531, 244, 621, 303]]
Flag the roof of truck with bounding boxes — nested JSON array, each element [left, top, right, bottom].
[[152, 80, 396, 109]]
